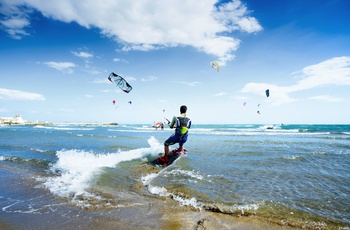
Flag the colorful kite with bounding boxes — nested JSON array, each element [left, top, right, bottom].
[[211, 61, 220, 72], [108, 72, 133, 93]]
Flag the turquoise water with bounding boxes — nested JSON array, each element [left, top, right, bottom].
[[0, 124, 349, 229]]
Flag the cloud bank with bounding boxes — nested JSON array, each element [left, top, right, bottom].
[[0, 88, 45, 101], [241, 56, 350, 105], [0, 0, 262, 65], [43, 61, 76, 74]]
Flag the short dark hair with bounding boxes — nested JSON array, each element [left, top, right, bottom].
[[180, 105, 187, 113]]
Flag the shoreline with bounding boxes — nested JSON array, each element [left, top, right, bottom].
[[0, 195, 297, 230], [0, 163, 296, 230], [0, 206, 298, 230], [1, 122, 119, 126]]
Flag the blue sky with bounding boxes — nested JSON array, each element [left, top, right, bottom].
[[1, 0, 349, 124]]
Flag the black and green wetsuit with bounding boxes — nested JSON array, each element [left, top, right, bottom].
[[164, 114, 191, 147]]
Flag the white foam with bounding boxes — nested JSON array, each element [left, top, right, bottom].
[[145, 182, 204, 210], [166, 169, 204, 180], [141, 165, 259, 213], [284, 155, 302, 160], [30, 148, 47, 153], [148, 185, 168, 197], [222, 203, 260, 215], [141, 173, 159, 186], [34, 125, 94, 131], [42, 136, 162, 200], [141, 169, 204, 210], [172, 194, 203, 210]]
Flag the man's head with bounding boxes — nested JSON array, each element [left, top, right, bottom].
[[180, 105, 187, 114]]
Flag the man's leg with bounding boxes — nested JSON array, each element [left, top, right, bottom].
[[158, 145, 169, 164], [162, 134, 179, 162], [178, 135, 187, 152], [164, 145, 170, 157]]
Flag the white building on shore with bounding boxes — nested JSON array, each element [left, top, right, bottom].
[[0, 114, 26, 124]]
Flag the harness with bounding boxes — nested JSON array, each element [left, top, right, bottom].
[[175, 116, 191, 136]]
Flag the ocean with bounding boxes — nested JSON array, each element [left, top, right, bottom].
[[0, 123, 349, 229]]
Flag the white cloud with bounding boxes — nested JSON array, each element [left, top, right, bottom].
[[289, 56, 350, 91], [141, 76, 157, 82], [72, 51, 93, 58], [0, 1, 32, 39], [113, 57, 128, 64], [43, 61, 76, 74], [93, 78, 110, 84], [309, 95, 344, 102], [213, 1, 262, 33], [174, 81, 202, 87], [1, 0, 262, 65], [85, 68, 101, 75], [100, 89, 112, 93], [0, 88, 45, 101], [241, 56, 350, 105], [0, 17, 30, 39], [124, 76, 136, 82], [71, 51, 102, 75], [213, 92, 227, 97], [233, 96, 249, 101]]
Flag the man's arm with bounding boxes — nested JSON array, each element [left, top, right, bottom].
[[169, 116, 177, 129]]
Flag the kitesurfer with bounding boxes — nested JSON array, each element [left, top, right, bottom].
[[159, 105, 191, 164], [153, 121, 163, 130]]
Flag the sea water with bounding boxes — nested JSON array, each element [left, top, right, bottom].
[[0, 124, 349, 229]]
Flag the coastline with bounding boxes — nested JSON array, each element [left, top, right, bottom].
[[0, 164, 295, 230], [0, 205, 297, 230], [1, 122, 119, 126]]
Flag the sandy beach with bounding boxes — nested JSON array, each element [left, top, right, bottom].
[[0, 163, 296, 230], [0, 193, 296, 230]]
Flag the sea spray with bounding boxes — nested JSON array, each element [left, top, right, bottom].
[[142, 174, 204, 210], [42, 136, 162, 200]]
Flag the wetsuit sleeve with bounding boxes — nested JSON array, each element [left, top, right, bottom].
[[169, 116, 177, 128]]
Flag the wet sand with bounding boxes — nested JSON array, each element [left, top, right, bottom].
[[0, 195, 296, 230], [0, 164, 296, 230]]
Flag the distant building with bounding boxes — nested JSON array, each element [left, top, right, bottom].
[[0, 114, 26, 124]]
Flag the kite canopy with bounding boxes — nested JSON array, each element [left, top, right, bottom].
[[108, 72, 133, 93], [211, 61, 220, 72]]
